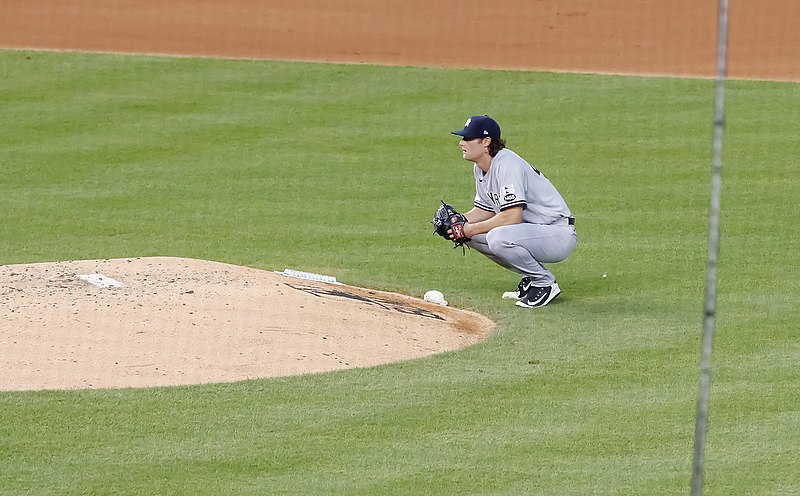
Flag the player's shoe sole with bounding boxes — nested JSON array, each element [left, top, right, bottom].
[[515, 282, 561, 308]]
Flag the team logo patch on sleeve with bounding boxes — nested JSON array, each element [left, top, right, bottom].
[[503, 184, 517, 202]]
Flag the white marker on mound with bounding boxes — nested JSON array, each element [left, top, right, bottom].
[[78, 273, 125, 288]]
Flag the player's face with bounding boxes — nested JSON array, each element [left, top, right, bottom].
[[459, 137, 489, 162]]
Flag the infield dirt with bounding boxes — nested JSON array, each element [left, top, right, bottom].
[[1, 258, 493, 390], [2, 0, 798, 80]]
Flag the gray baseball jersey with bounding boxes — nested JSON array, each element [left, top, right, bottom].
[[473, 148, 572, 224], [466, 148, 576, 286]]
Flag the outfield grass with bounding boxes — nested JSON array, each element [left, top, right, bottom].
[[1, 50, 798, 495]]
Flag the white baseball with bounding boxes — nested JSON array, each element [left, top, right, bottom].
[[423, 290, 447, 306]]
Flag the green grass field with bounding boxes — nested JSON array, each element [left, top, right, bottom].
[[1, 50, 798, 495]]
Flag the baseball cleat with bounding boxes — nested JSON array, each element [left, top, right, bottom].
[[502, 276, 532, 300], [515, 282, 561, 308]]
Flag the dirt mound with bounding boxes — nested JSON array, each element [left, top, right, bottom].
[[0, 257, 494, 391]]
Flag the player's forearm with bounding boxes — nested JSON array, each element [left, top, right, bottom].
[[464, 207, 522, 237], [464, 207, 495, 224]]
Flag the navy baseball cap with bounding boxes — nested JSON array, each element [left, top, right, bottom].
[[452, 115, 501, 140]]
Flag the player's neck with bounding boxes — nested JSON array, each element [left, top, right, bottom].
[[474, 154, 493, 172]]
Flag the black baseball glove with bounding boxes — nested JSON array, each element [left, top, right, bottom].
[[432, 201, 470, 248]]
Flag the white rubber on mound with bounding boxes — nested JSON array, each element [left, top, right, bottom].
[[78, 273, 125, 288]]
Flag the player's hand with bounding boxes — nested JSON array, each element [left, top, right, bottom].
[[448, 222, 469, 241], [432, 201, 471, 246]]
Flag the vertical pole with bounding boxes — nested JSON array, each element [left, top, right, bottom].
[[691, 0, 729, 495]]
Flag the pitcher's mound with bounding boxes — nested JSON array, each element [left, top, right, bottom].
[[0, 257, 495, 391]]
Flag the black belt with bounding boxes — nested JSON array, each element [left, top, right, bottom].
[[549, 217, 575, 227]]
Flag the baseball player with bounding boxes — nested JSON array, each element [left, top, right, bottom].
[[442, 115, 577, 308]]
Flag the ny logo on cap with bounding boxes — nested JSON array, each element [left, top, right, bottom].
[[464, 118, 471, 127]]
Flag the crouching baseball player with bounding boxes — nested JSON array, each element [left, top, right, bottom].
[[432, 115, 577, 308]]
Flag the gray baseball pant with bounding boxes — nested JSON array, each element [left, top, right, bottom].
[[466, 223, 577, 286]]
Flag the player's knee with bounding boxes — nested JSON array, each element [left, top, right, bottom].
[[485, 230, 510, 254]]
